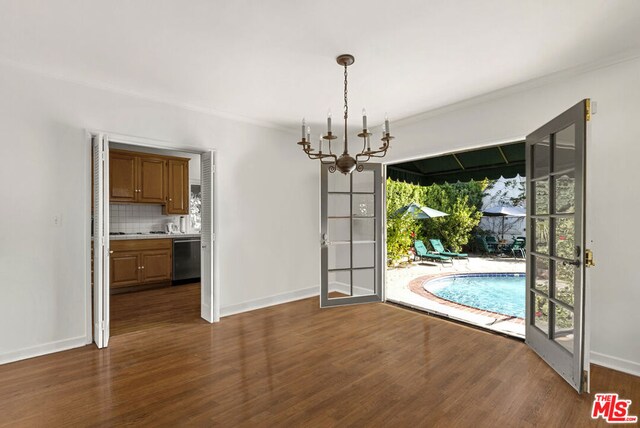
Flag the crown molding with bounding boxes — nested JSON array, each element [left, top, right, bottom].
[[391, 49, 640, 128], [3, 49, 640, 134]]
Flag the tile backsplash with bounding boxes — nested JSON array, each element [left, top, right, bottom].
[[110, 204, 182, 234]]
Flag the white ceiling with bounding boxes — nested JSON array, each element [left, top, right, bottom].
[[2, 0, 640, 130]]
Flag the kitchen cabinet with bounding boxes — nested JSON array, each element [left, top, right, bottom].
[[138, 156, 166, 203], [140, 250, 172, 283], [110, 251, 141, 288], [165, 159, 189, 214], [109, 149, 189, 210], [110, 151, 137, 202], [110, 239, 172, 291]]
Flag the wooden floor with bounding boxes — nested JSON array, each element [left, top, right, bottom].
[[0, 284, 638, 427]]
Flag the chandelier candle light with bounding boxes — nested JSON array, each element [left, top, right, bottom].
[[297, 54, 394, 174]]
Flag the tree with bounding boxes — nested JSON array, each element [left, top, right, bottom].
[[386, 178, 487, 263]]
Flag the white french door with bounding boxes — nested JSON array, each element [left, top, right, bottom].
[[320, 163, 385, 307], [92, 134, 110, 348], [525, 99, 590, 392]]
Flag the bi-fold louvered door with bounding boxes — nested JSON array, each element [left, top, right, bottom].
[[200, 151, 216, 322], [92, 134, 110, 348]]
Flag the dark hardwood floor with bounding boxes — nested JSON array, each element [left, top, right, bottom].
[[0, 284, 638, 427]]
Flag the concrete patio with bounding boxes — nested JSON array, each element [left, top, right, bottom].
[[386, 255, 527, 337]]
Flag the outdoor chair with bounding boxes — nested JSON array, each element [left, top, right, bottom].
[[511, 238, 526, 258], [413, 240, 453, 264], [428, 239, 468, 259], [477, 236, 499, 254]]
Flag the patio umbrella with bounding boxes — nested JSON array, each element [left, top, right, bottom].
[[482, 205, 526, 239], [393, 202, 449, 219]]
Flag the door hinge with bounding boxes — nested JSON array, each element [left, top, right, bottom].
[[212, 165, 216, 174], [212, 233, 216, 242], [585, 249, 595, 268], [582, 370, 589, 392], [585, 99, 591, 122]]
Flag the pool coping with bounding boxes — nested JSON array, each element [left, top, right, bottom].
[[407, 272, 526, 325]]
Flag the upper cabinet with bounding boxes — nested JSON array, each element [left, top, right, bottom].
[[138, 156, 166, 203], [165, 159, 189, 214], [110, 151, 137, 202], [110, 149, 189, 213]]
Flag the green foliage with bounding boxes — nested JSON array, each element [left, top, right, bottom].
[[386, 178, 488, 263]]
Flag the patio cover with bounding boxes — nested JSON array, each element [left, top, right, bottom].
[[387, 141, 525, 186]]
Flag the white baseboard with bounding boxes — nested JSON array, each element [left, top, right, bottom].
[[220, 286, 318, 317], [591, 351, 640, 378], [0, 336, 88, 366]]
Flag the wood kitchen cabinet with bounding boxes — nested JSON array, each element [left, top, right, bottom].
[[110, 251, 141, 288], [110, 239, 172, 292], [165, 159, 189, 214], [138, 156, 166, 203], [109, 149, 189, 211], [110, 151, 137, 202]]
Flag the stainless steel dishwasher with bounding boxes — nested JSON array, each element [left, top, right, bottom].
[[173, 238, 201, 284]]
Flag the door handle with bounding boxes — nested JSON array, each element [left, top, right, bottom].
[[321, 233, 328, 246], [562, 259, 580, 267]]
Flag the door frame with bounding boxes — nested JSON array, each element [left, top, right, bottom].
[[84, 130, 220, 345]]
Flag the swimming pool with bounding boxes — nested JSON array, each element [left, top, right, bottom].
[[423, 273, 526, 318]]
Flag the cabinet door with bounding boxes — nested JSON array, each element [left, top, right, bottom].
[[166, 159, 189, 214], [141, 249, 172, 283], [138, 156, 166, 203], [110, 251, 141, 288], [110, 152, 137, 202]]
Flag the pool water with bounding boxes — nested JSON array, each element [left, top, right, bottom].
[[425, 274, 525, 318]]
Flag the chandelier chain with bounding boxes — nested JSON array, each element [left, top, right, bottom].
[[343, 64, 348, 120]]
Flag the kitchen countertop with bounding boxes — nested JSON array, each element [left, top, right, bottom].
[[109, 233, 201, 241]]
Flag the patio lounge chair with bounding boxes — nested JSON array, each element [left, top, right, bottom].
[[414, 240, 452, 264], [477, 235, 499, 254], [428, 239, 468, 259]]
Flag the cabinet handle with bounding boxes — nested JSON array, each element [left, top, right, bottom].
[[169, 198, 172, 202], [138, 266, 141, 270], [141, 266, 145, 269]]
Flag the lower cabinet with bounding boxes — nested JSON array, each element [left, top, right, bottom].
[[110, 239, 172, 291]]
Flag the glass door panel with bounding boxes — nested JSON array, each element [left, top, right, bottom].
[[321, 163, 383, 307], [526, 99, 588, 393]]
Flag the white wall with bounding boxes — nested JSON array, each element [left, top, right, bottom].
[[385, 57, 640, 376], [0, 62, 319, 363]]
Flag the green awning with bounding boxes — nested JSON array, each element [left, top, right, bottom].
[[388, 141, 525, 186]]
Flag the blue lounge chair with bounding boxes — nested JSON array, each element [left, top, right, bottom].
[[414, 240, 452, 264], [428, 239, 468, 259]]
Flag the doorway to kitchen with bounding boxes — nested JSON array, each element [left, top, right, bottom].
[[89, 131, 218, 347]]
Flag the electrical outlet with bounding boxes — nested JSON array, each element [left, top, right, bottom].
[[53, 214, 62, 227]]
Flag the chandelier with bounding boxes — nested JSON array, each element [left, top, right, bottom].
[[297, 54, 393, 174]]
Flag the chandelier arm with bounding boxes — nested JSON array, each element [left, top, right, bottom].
[[320, 154, 338, 165]]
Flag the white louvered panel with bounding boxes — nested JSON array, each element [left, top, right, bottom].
[[92, 135, 105, 347], [200, 151, 214, 322]]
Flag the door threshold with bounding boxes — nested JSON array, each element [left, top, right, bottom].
[[385, 300, 525, 343]]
